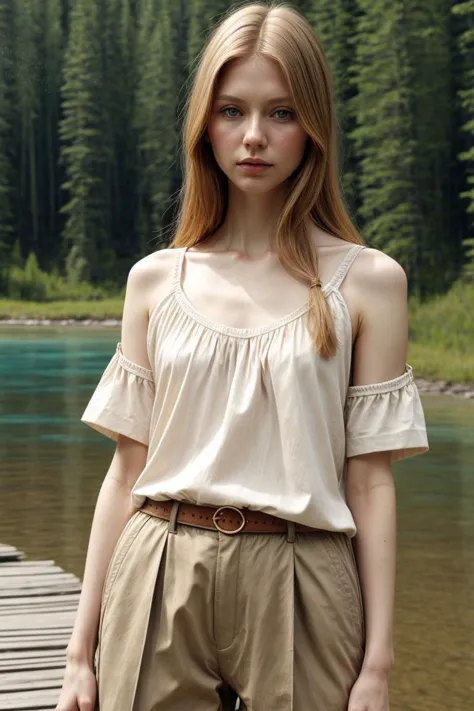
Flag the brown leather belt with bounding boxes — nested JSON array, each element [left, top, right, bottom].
[[140, 498, 322, 535]]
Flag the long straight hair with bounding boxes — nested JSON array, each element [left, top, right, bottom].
[[169, 1, 365, 358]]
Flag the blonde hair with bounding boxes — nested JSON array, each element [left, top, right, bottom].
[[169, 1, 365, 358]]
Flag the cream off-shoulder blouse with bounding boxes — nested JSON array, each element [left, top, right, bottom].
[[81, 245, 429, 536]]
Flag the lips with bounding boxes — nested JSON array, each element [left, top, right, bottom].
[[239, 160, 271, 166]]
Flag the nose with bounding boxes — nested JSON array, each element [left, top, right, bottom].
[[243, 115, 267, 148]]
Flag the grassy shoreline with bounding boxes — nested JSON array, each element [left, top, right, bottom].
[[1, 290, 473, 384], [0, 298, 124, 321]]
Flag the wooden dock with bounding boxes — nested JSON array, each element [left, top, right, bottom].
[[0, 543, 81, 710]]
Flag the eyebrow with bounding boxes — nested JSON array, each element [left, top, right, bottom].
[[215, 94, 292, 104]]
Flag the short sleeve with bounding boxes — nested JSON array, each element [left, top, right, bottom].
[[344, 365, 429, 461], [81, 342, 155, 446]]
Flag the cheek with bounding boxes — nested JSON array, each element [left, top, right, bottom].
[[277, 128, 307, 159], [207, 121, 236, 152]]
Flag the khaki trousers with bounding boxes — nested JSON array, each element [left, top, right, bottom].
[[95, 509, 365, 711]]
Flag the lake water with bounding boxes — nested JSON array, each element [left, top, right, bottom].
[[0, 326, 473, 710]]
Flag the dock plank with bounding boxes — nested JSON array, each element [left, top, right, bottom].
[[0, 594, 80, 610], [1, 574, 80, 587], [0, 566, 65, 577], [0, 668, 65, 692], [0, 650, 65, 664], [0, 605, 78, 617], [0, 614, 76, 632], [0, 687, 60, 710], [0, 543, 81, 709], [0, 546, 25, 564], [0, 585, 81, 599], [0, 661, 65, 674]]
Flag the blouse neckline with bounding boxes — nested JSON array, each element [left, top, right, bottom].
[[172, 246, 360, 339], [174, 282, 311, 338], [147, 244, 364, 341]]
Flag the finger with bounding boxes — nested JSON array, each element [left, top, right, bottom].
[[56, 698, 79, 711], [78, 696, 94, 711]]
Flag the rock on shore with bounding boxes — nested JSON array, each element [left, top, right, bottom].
[[1, 318, 121, 327], [415, 378, 474, 399]]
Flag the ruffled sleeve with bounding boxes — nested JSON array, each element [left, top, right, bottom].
[[81, 342, 155, 446], [344, 365, 429, 461]]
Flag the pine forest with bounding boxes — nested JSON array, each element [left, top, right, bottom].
[[0, 0, 473, 304]]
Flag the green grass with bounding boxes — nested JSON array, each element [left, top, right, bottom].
[[0, 298, 124, 320], [407, 281, 474, 383], [407, 342, 474, 383], [1, 280, 473, 382], [408, 281, 473, 353]]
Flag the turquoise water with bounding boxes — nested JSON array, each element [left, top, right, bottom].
[[0, 326, 472, 710]]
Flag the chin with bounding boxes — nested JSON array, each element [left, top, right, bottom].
[[233, 180, 281, 195], [229, 170, 283, 190]]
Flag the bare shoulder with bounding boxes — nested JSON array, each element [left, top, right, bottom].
[[349, 247, 408, 343], [352, 246, 407, 294], [126, 248, 179, 314], [309, 223, 407, 308], [308, 225, 409, 382], [120, 248, 178, 369], [345, 247, 410, 385], [128, 247, 177, 288]]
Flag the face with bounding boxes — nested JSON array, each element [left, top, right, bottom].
[[206, 56, 308, 195]]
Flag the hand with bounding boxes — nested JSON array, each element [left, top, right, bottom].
[[55, 657, 97, 711], [348, 667, 390, 711]]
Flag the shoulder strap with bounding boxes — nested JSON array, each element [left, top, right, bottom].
[[326, 244, 365, 292], [172, 247, 187, 290]]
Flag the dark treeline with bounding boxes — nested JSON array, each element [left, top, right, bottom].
[[0, 0, 473, 300]]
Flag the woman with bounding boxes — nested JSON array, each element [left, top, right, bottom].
[[57, 3, 429, 711]]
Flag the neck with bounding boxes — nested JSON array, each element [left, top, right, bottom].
[[210, 182, 288, 257]]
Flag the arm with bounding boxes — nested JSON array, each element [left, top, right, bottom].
[[66, 261, 154, 667], [345, 249, 409, 676], [346, 451, 396, 675], [66, 438, 148, 666]]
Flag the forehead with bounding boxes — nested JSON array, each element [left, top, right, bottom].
[[216, 56, 290, 97]]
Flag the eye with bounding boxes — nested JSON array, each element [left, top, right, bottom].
[[219, 106, 295, 120], [273, 108, 294, 120], [221, 107, 241, 118]]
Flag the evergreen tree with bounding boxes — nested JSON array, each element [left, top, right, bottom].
[[187, 0, 230, 68], [350, 0, 423, 292], [162, 0, 190, 243], [59, 0, 109, 283], [403, 0, 456, 288], [11, 0, 41, 256], [134, 0, 185, 253], [0, 0, 14, 279], [306, 0, 360, 216], [452, 0, 474, 277], [37, 0, 63, 269], [99, 0, 138, 279]]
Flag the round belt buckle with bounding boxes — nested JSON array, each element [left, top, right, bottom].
[[212, 506, 246, 535]]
